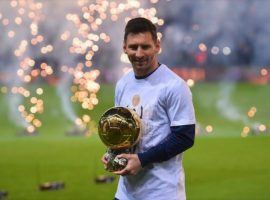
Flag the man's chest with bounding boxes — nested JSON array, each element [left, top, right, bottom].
[[119, 84, 166, 121]]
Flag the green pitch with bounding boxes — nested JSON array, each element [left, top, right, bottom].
[[0, 83, 269, 199]]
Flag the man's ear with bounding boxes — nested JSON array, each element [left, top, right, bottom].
[[155, 39, 161, 54], [123, 43, 127, 53]]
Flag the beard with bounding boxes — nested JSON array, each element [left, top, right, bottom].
[[130, 57, 149, 68], [128, 55, 158, 76]]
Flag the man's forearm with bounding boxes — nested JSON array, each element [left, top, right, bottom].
[[137, 124, 195, 167]]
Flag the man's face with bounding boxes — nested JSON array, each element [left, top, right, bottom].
[[123, 32, 160, 77]]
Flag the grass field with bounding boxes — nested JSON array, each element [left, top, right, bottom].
[[0, 82, 269, 200]]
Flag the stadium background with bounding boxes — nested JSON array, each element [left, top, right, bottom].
[[0, 0, 269, 199]]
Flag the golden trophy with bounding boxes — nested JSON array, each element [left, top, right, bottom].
[[98, 107, 141, 172]]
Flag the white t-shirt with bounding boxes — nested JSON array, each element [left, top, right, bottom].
[[115, 64, 196, 200]]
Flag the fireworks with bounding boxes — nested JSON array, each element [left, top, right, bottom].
[[186, 79, 195, 87], [260, 68, 268, 76], [0, 0, 48, 133], [198, 43, 207, 52], [0, 0, 164, 134], [57, 0, 164, 129], [247, 106, 257, 118], [240, 106, 268, 137], [205, 125, 213, 134]]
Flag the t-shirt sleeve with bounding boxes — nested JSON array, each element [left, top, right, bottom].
[[114, 81, 121, 107], [166, 80, 196, 126]]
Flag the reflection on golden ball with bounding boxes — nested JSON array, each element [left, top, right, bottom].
[[98, 107, 141, 149]]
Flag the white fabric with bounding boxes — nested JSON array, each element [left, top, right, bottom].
[[115, 64, 196, 200]]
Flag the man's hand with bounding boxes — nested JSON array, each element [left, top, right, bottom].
[[101, 153, 109, 170], [113, 154, 142, 176]]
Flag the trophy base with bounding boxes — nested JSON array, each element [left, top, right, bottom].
[[105, 148, 130, 172]]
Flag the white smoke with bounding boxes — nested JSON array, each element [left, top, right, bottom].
[[0, 4, 33, 128], [56, 73, 77, 122], [217, 82, 248, 124]]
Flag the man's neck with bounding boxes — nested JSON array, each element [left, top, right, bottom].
[[134, 63, 161, 79]]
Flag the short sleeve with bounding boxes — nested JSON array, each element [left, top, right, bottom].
[[166, 81, 196, 126], [114, 81, 122, 107]]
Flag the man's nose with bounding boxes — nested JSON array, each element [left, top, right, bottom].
[[135, 47, 144, 58]]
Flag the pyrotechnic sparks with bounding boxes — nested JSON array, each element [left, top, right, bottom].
[[186, 79, 195, 87], [240, 104, 267, 137], [198, 43, 207, 52], [0, 0, 50, 133], [0, 0, 165, 134], [258, 124, 267, 132], [260, 68, 268, 76], [13, 86, 44, 133], [57, 0, 164, 128], [241, 126, 250, 138], [205, 125, 213, 134], [241, 123, 268, 137], [247, 106, 257, 118], [120, 53, 130, 64]]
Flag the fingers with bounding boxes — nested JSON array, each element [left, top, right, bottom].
[[113, 166, 134, 176], [101, 154, 109, 170], [113, 167, 137, 176], [113, 154, 137, 176], [113, 168, 128, 175], [113, 154, 128, 175], [116, 153, 130, 159], [101, 154, 108, 164], [102, 153, 140, 175]]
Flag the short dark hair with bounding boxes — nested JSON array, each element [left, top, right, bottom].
[[124, 17, 157, 42]]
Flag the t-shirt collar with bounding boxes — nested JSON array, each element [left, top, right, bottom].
[[134, 63, 161, 80]]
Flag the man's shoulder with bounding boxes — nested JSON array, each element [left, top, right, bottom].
[[160, 64, 186, 86], [116, 69, 134, 89], [158, 64, 191, 99]]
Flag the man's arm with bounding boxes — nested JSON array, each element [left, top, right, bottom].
[[138, 124, 195, 167], [113, 81, 195, 175], [114, 124, 195, 175]]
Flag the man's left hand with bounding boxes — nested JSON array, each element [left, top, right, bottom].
[[113, 154, 142, 176]]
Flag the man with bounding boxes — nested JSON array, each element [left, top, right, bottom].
[[102, 17, 196, 200]]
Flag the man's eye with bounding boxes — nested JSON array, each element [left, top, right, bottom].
[[142, 45, 150, 50], [129, 45, 138, 50]]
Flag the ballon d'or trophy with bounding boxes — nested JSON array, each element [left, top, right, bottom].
[[98, 107, 141, 172]]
